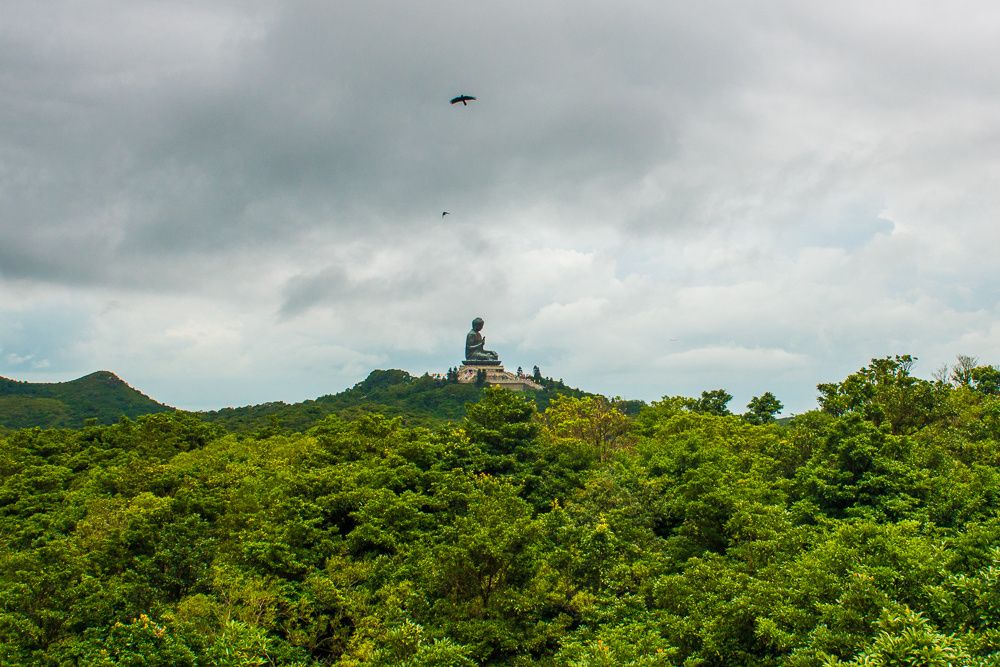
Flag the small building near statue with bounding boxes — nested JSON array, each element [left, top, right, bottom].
[[457, 317, 542, 392]]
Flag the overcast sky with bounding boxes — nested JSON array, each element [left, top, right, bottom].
[[2, 1, 999, 413]]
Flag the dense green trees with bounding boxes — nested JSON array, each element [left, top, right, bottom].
[[3, 358, 1000, 664], [816, 355, 947, 434], [542, 395, 634, 462], [745, 392, 784, 425], [689, 389, 734, 417]]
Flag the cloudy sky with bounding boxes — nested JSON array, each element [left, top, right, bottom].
[[2, 1, 999, 413]]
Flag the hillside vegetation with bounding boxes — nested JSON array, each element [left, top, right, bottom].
[[0, 368, 618, 433], [198, 369, 636, 434], [2, 355, 1000, 665], [0, 371, 173, 429], [198, 370, 484, 433]]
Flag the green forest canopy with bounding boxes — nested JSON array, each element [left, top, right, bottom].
[[3, 355, 1000, 665]]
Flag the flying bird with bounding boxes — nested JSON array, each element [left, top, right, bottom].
[[442, 211, 450, 217], [450, 94, 476, 106]]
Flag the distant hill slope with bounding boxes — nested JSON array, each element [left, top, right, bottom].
[[0, 371, 174, 429], [199, 369, 643, 434], [199, 370, 485, 433], [0, 368, 643, 433]]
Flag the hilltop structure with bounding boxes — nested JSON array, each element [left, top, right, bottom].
[[457, 317, 542, 392]]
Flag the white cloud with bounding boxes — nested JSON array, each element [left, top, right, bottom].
[[5, 352, 33, 366], [661, 346, 809, 373]]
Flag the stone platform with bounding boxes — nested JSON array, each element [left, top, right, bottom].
[[456, 364, 543, 392]]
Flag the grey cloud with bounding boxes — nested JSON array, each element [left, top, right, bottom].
[[3, 1, 1000, 412], [2, 0, 754, 286], [277, 225, 512, 320]]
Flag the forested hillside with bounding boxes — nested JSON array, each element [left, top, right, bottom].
[[3, 355, 1000, 665], [0, 368, 610, 434], [0, 371, 173, 429], [198, 368, 638, 434], [198, 370, 484, 433]]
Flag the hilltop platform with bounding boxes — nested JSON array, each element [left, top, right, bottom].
[[456, 364, 543, 392]]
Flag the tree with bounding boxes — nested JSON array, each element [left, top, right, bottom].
[[833, 608, 969, 666], [932, 362, 951, 385], [532, 366, 542, 382], [743, 392, 783, 425], [817, 355, 944, 434], [692, 389, 733, 416], [464, 386, 539, 456], [543, 395, 635, 462], [474, 369, 487, 387], [429, 477, 539, 614], [634, 396, 691, 435], [970, 365, 1000, 395], [950, 354, 979, 387]]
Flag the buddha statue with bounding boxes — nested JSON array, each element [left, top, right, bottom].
[[464, 317, 501, 365]]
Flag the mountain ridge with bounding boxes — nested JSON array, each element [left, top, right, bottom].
[[1, 368, 631, 432], [197, 368, 622, 433], [0, 370, 174, 429]]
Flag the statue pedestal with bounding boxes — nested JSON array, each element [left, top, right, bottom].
[[456, 364, 543, 392]]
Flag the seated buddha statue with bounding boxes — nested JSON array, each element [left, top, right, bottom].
[[464, 317, 500, 364]]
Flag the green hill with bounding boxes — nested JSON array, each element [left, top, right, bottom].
[[199, 369, 641, 434], [0, 371, 173, 429], [198, 369, 483, 433], [0, 367, 636, 433]]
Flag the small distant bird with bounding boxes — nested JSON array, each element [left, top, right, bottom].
[[450, 94, 476, 106], [442, 211, 450, 217]]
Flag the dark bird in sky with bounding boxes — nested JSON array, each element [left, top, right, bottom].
[[450, 94, 476, 106], [442, 211, 450, 217]]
